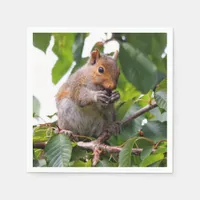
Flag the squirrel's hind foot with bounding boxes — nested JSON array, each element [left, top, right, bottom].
[[105, 121, 121, 136]]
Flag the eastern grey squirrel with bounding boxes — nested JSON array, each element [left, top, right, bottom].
[[56, 49, 121, 137]]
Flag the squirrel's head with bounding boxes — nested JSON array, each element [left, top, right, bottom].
[[89, 49, 120, 90]]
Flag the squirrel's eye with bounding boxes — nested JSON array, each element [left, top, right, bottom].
[[98, 67, 104, 73]]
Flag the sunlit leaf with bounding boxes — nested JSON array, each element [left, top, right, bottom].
[[140, 153, 164, 167], [33, 149, 43, 160], [117, 70, 141, 102], [154, 146, 167, 154], [33, 126, 54, 142], [72, 160, 92, 167], [52, 33, 75, 84]]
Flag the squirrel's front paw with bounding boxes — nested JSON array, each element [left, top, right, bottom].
[[105, 121, 121, 136], [94, 90, 110, 106], [110, 91, 120, 103]]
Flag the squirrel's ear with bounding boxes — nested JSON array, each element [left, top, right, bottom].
[[90, 48, 100, 65], [112, 50, 119, 61]]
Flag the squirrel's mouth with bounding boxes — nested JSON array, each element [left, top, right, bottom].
[[99, 86, 112, 96], [105, 88, 112, 96]]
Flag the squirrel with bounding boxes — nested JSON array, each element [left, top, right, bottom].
[[55, 48, 121, 137]]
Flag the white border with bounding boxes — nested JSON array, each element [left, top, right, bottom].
[[27, 28, 173, 173]]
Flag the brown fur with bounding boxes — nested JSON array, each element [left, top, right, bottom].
[[55, 49, 121, 136], [56, 88, 69, 100]]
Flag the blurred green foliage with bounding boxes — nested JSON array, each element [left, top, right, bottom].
[[32, 32, 168, 168]]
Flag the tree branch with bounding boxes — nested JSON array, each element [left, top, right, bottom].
[[77, 102, 157, 165], [33, 102, 158, 166], [77, 141, 156, 154], [33, 142, 47, 149], [91, 101, 157, 144], [121, 101, 157, 126]]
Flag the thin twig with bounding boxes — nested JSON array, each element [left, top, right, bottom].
[[121, 101, 157, 126]]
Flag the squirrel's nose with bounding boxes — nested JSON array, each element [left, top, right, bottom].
[[107, 82, 116, 90]]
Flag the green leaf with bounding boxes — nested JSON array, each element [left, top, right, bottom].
[[117, 70, 141, 102], [154, 146, 167, 154], [155, 90, 167, 110], [72, 33, 86, 65], [33, 33, 51, 53], [119, 33, 167, 75], [121, 33, 166, 66], [159, 158, 167, 167], [107, 135, 123, 146], [140, 147, 152, 160], [52, 33, 75, 84], [149, 107, 167, 122], [47, 112, 57, 119], [72, 57, 88, 73], [72, 160, 92, 167], [156, 78, 167, 91], [119, 42, 157, 94], [151, 56, 167, 74], [155, 79, 167, 110], [33, 96, 40, 117], [131, 155, 142, 166], [44, 134, 72, 167], [119, 137, 137, 167], [33, 159, 47, 167], [120, 103, 145, 141], [71, 146, 88, 161], [151, 33, 167, 59], [33, 127, 52, 142], [135, 137, 154, 160], [124, 33, 154, 55], [137, 90, 153, 108], [142, 121, 167, 143], [116, 100, 133, 121], [96, 158, 116, 167], [153, 71, 167, 90], [33, 149, 43, 160], [33, 126, 55, 142], [140, 153, 164, 167], [135, 137, 154, 147]]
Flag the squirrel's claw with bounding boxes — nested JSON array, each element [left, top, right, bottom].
[[110, 91, 120, 103], [95, 90, 110, 106]]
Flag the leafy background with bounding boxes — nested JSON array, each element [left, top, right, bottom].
[[32, 32, 167, 167]]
